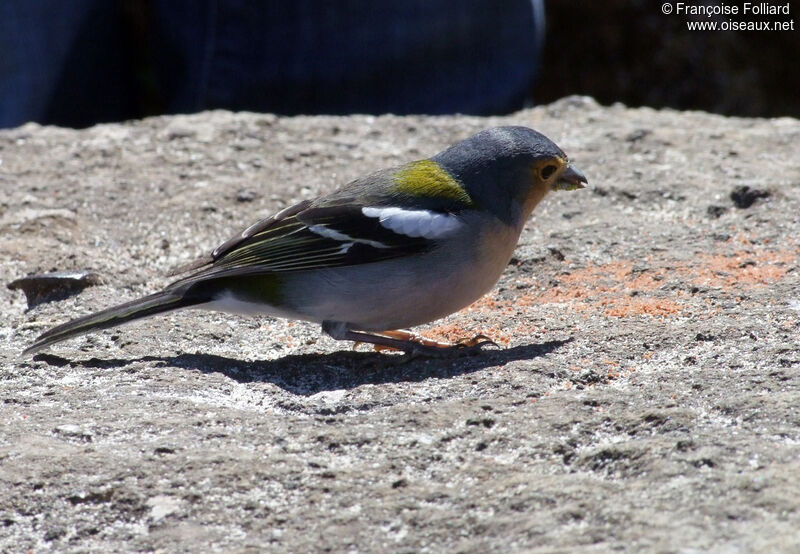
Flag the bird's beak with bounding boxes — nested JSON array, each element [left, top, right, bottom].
[[552, 164, 588, 191]]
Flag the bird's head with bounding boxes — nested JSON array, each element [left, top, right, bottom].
[[432, 126, 587, 226]]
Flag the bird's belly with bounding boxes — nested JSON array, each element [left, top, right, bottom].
[[282, 223, 519, 331], [205, 292, 308, 321]]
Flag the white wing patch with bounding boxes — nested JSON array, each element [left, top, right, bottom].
[[307, 224, 388, 249], [361, 207, 462, 239]]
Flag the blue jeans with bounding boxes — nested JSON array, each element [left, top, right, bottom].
[[0, 1, 545, 128]]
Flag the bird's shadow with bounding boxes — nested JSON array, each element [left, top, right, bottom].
[[33, 339, 572, 396]]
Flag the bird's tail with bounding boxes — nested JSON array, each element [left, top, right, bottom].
[[23, 289, 205, 356]]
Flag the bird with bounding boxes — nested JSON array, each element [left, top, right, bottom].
[[23, 126, 587, 358]]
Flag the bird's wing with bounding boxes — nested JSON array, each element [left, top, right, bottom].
[[168, 197, 466, 284], [168, 162, 475, 283]]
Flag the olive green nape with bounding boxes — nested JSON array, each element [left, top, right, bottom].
[[392, 160, 474, 206], [213, 274, 286, 306]]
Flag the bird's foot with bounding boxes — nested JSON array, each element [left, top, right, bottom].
[[351, 328, 498, 359]]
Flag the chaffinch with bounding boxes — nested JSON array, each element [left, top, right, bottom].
[[24, 126, 587, 357]]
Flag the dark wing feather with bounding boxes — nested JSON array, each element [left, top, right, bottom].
[[167, 200, 312, 277], [211, 199, 313, 260], [168, 200, 434, 285]]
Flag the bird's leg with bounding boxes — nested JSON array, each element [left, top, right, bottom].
[[322, 321, 497, 358], [375, 329, 453, 350], [369, 329, 498, 358], [380, 330, 500, 351]]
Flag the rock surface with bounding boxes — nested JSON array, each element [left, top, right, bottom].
[[1, 98, 799, 552]]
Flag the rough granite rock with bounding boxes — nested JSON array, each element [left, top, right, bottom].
[[1, 97, 799, 552]]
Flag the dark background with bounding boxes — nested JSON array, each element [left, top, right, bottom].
[[0, 0, 797, 128], [538, 0, 800, 118]]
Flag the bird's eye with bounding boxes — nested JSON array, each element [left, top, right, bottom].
[[540, 164, 557, 180]]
